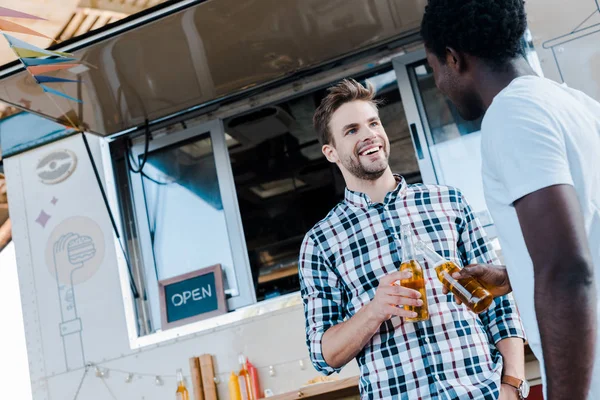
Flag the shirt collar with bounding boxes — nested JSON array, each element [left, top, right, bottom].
[[344, 174, 407, 209]]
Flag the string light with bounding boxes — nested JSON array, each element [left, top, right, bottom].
[[95, 366, 106, 378], [86, 355, 309, 387], [73, 357, 318, 400]]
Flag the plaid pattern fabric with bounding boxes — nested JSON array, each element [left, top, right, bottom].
[[299, 176, 525, 400]]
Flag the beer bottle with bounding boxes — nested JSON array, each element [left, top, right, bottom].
[[415, 240, 493, 314], [398, 224, 429, 322], [176, 368, 190, 400]]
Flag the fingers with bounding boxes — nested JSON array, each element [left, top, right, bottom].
[[380, 270, 412, 285], [59, 233, 75, 251], [385, 305, 418, 319], [394, 297, 423, 307], [443, 288, 463, 305], [450, 264, 486, 280], [380, 288, 423, 307], [381, 283, 421, 299]]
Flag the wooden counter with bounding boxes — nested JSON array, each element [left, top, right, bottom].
[[267, 376, 359, 400]]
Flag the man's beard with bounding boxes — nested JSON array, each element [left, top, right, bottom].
[[340, 148, 389, 181]]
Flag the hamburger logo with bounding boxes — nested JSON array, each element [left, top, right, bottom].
[[45, 216, 104, 286], [36, 149, 77, 184]]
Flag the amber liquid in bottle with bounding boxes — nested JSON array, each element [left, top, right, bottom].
[[415, 241, 493, 314], [398, 225, 429, 322], [176, 369, 190, 400]]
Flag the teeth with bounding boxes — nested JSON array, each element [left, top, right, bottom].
[[363, 148, 378, 155]]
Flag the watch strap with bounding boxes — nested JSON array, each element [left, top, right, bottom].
[[501, 375, 524, 399]]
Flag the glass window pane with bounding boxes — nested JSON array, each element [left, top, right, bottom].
[[413, 62, 482, 145], [409, 60, 488, 216], [141, 133, 237, 295]]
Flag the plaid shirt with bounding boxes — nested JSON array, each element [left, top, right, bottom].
[[299, 176, 525, 400]]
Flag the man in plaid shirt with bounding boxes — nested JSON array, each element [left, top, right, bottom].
[[299, 79, 526, 399]]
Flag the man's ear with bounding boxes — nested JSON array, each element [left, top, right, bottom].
[[445, 47, 467, 73], [322, 144, 338, 164]]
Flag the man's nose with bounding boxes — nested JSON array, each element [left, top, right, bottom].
[[362, 125, 378, 140]]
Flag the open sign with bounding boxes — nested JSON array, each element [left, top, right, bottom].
[[158, 264, 227, 329]]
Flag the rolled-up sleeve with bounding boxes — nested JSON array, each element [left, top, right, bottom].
[[456, 190, 526, 343], [299, 234, 344, 375]]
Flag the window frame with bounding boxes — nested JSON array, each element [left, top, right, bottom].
[[102, 119, 257, 347]]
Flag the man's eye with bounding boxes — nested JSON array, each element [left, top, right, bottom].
[[370, 121, 379, 127], [346, 129, 357, 135]]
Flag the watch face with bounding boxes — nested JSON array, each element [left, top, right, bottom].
[[520, 380, 531, 398]]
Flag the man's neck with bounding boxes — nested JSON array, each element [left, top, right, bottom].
[[473, 56, 537, 112], [345, 168, 398, 204]]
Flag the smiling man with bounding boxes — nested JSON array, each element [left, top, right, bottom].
[[299, 79, 526, 399]]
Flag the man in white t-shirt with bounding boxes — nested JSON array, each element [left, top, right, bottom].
[[420, 1, 599, 399]]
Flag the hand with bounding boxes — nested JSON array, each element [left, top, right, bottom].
[[499, 384, 520, 400], [441, 264, 512, 303], [365, 270, 423, 324]]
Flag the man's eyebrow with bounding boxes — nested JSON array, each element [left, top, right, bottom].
[[341, 116, 380, 132], [341, 122, 359, 132]]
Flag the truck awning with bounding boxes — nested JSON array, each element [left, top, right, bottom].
[[0, 0, 425, 137]]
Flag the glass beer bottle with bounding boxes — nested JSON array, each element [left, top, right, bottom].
[[176, 368, 190, 400], [415, 240, 493, 314], [398, 224, 429, 322]]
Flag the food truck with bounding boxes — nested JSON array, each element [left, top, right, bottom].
[[0, 0, 598, 398]]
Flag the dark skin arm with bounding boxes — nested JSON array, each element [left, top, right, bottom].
[[446, 185, 596, 399], [514, 184, 596, 400]]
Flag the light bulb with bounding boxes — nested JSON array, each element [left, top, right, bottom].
[[155, 376, 163, 386], [95, 366, 104, 378], [269, 366, 275, 377], [125, 373, 133, 383]]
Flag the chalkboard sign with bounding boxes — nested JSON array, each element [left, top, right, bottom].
[[158, 264, 227, 329]]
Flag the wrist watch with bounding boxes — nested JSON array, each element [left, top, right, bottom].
[[502, 375, 530, 399]]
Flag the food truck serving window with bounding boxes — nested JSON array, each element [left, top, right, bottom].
[[109, 65, 423, 343], [111, 119, 256, 340]]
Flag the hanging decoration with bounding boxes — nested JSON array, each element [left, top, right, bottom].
[[0, 6, 84, 129]]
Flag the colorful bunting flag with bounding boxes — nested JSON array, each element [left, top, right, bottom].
[[21, 57, 76, 67], [27, 64, 81, 74], [3, 34, 73, 57], [35, 75, 79, 84], [12, 47, 54, 59], [51, 50, 73, 57], [40, 85, 82, 103], [0, 19, 50, 39], [0, 6, 46, 21], [0, 8, 82, 108]]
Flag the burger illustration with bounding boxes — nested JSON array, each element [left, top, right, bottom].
[[67, 235, 96, 264]]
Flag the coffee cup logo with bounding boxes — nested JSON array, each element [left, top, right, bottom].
[[36, 150, 77, 185]]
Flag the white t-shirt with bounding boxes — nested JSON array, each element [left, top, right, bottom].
[[481, 75, 600, 398]]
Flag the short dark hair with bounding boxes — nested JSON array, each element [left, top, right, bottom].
[[421, 0, 527, 65], [313, 79, 380, 146]]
